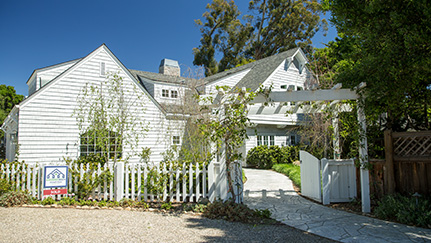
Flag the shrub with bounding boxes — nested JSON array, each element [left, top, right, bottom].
[[272, 163, 301, 189], [119, 198, 136, 208], [41, 197, 56, 205], [203, 200, 274, 224], [246, 145, 299, 169], [0, 191, 31, 207], [0, 178, 13, 196], [374, 194, 431, 228], [58, 197, 77, 206], [65, 156, 113, 200], [161, 202, 172, 210]]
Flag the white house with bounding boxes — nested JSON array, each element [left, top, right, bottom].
[[1, 44, 314, 164], [200, 47, 315, 158], [1, 44, 186, 164]]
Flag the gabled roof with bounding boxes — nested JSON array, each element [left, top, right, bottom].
[[19, 44, 169, 117], [201, 47, 308, 92], [129, 69, 196, 86], [26, 58, 82, 84]]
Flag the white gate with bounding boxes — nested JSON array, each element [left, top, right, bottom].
[[300, 151, 357, 204], [321, 158, 357, 204], [300, 151, 322, 202]]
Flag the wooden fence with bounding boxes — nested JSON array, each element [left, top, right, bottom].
[[0, 161, 221, 202], [369, 130, 431, 197]]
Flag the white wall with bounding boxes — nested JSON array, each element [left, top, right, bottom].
[[18, 46, 184, 164], [205, 69, 250, 95]]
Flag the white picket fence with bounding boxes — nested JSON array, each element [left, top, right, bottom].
[[0, 161, 220, 202]]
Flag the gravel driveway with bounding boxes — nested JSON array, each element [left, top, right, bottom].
[[0, 207, 336, 242]]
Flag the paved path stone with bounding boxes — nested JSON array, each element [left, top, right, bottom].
[[243, 168, 431, 243]]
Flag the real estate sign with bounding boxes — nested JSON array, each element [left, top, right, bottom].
[[43, 166, 68, 188]]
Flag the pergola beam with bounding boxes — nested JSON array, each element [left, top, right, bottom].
[[251, 88, 360, 104]]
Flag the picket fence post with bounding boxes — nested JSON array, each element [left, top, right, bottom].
[[114, 162, 124, 201]]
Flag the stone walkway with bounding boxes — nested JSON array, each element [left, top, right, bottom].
[[243, 168, 431, 243]]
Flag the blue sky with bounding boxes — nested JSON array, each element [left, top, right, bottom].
[[0, 0, 337, 96]]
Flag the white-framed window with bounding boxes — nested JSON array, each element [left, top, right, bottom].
[[171, 90, 178, 98], [257, 135, 275, 146], [80, 130, 122, 159], [100, 62, 106, 76], [172, 135, 181, 145], [280, 85, 287, 89], [162, 89, 169, 97]]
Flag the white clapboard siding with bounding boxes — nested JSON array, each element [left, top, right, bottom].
[[261, 59, 310, 91], [17, 45, 184, 164], [205, 69, 251, 95]]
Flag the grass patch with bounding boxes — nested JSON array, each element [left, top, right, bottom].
[[272, 163, 301, 189]]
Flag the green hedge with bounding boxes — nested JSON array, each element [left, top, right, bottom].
[[272, 163, 301, 189], [246, 145, 299, 169]]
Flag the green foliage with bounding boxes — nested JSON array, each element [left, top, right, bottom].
[[41, 197, 56, 206], [58, 197, 77, 206], [246, 145, 299, 169], [0, 191, 31, 207], [73, 72, 148, 162], [193, 0, 327, 75], [161, 202, 173, 210], [199, 86, 258, 201], [0, 85, 24, 142], [203, 200, 274, 224], [65, 156, 114, 200], [0, 178, 13, 196], [119, 198, 136, 208], [374, 194, 431, 228], [325, 0, 431, 131], [272, 163, 301, 189]]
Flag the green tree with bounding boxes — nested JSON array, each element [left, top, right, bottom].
[[73, 73, 148, 163], [324, 0, 431, 131], [199, 86, 259, 201], [193, 0, 327, 75], [0, 85, 24, 140]]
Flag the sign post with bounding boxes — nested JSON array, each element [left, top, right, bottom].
[[43, 166, 68, 199]]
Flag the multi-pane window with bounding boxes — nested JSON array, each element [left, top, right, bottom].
[[172, 135, 181, 145], [80, 130, 122, 159], [257, 135, 275, 146], [171, 90, 178, 98], [162, 89, 169, 97]]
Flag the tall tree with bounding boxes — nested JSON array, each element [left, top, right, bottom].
[[325, 0, 431, 131], [0, 85, 24, 140], [193, 0, 327, 75]]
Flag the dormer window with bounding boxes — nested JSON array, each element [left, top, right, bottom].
[[171, 90, 178, 98], [162, 89, 169, 97], [100, 62, 106, 76]]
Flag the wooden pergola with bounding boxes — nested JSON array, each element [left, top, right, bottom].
[[250, 83, 371, 213]]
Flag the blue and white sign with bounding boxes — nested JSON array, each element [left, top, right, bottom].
[[44, 166, 68, 188]]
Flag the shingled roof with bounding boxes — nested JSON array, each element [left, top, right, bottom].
[[128, 69, 196, 85], [201, 47, 303, 92]]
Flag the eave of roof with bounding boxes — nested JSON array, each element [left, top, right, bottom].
[[128, 69, 196, 86], [26, 58, 82, 84], [199, 47, 302, 92]]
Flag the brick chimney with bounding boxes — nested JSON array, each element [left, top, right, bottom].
[[159, 59, 180, 77]]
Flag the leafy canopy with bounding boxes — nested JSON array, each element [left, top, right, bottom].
[[193, 0, 327, 76], [323, 0, 431, 131]]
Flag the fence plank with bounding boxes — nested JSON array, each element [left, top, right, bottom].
[[137, 165, 142, 201], [196, 162, 200, 202], [131, 164, 135, 200]]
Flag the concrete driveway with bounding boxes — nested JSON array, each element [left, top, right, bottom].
[[243, 168, 431, 243]]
